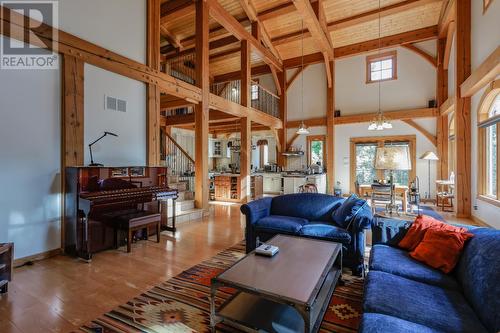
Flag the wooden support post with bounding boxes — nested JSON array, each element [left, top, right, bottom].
[[240, 39, 251, 202], [436, 37, 449, 180], [278, 69, 287, 167], [195, 0, 210, 211], [326, 60, 335, 194], [240, 117, 251, 203], [62, 55, 84, 167], [147, 85, 161, 165], [61, 54, 84, 250], [454, 0, 471, 217], [147, 0, 161, 166]]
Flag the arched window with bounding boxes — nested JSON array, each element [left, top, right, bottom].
[[478, 81, 500, 202]]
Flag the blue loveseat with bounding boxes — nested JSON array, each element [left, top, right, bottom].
[[360, 219, 500, 333], [240, 193, 373, 275]]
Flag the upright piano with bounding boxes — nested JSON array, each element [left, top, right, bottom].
[[64, 167, 178, 261]]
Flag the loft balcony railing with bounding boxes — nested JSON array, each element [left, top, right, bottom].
[[163, 53, 195, 85], [250, 81, 280, 118], [163, 106, 194, 117], [210, 80, 241, 104], [162, 53, 280, 119], [210, 79, 280, 118]]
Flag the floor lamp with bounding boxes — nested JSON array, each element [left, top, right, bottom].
[[420, 151, 439, 200]]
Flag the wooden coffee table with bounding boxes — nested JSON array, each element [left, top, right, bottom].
[[210, 235, 342, 332]]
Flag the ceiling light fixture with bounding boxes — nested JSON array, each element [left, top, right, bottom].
[[296, 19, 310, 135]]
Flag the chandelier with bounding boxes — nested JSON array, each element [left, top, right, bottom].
[[368, 0, 392, 131]]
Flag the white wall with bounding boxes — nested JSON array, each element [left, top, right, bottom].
[[335, 45, 436, 114], [59, 0, 146, 64], [287, 63, 328, 120], [0, 1, 148, 259], [470, 0, 500, 228], [0, 45, 62, 259], [84, 65, 147, 166]]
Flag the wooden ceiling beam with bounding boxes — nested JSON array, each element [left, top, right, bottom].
[[162, 18, 250, 55], [160, 26, 183, 50], [461, 46, 500, 98], [272, 0, 440, 46], [292, 0, 333, 58], [160, 0, 194, 24], [287, 108, 438, 127], [207, 0, 283, 71], [438, 0, 456, 38], [402, 43, 437, 67], [283, 25, 438, 68], [443, 21, 456, 70], [286, 65, 309, 89], [335, 108, 438, 125], [257, 1, 295, 21], [213, 64, 271, 83], [402, 119, 437, 146], [238, 0, 281, 60], [162, 110, 239, 126]]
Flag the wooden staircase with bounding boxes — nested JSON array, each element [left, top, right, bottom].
[[161, 134, 204, 225]]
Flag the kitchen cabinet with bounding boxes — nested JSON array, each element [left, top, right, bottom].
[[283, 174, 327, 194], [214, 175, 240, 202], [209, 139, 230, 158], [263, 174, 282, 194], [283, 177, 307, 194]]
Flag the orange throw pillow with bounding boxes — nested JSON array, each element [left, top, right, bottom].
[[398, 215, 468, 251], [409, 228, 474, 273]]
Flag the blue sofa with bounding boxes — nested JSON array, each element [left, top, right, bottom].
[[360, 219, 500, 333], [240, 193, 373, 275]]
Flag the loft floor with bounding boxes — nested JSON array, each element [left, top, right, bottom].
[[0, 203, 477, 333]]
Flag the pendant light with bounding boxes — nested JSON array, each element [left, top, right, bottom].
[[296, 19, 310, 135], [368, 0, 392, 131]]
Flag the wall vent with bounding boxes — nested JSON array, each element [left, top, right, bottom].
[[105, 95, 127, 112]]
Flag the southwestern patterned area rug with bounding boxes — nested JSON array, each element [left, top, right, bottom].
[[79, 242, 364, 333]]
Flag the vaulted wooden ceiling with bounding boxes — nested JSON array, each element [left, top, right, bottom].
[[160, 0, 443, 77]]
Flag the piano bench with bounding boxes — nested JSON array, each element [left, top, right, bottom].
[[113, 211, 161, 253]]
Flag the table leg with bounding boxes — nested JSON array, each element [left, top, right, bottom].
[[210, 285, 217, 332], [403, 191, 408, 213], [171, 198, 176, 233]]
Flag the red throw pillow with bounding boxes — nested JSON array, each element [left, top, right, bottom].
[[409, 228, 474, 273], [398, 215, 468, 251]]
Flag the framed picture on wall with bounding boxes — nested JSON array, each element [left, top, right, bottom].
[[484, 0, 494, 13], [110, 167, 128, 178]]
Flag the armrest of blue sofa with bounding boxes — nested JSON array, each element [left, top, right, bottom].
[[350, 205, 373, 231], [241, 197, 272, 253], [240, 197, 272, 226]]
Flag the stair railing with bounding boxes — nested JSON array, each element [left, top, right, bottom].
[[164, 132, 195, 191]]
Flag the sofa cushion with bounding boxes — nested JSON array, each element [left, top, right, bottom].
[[254, 215, 308, 234], [332, 194, 367, 229], [410, 228, 473, 274], [359, 313, 442, 333], [270, 193, 343, 222], [369, 244, 460, 290], [398, 215, 468, 251], [299, 223, 351, 245], [455, 227, 500, 333], [364, 271, 488, 333]]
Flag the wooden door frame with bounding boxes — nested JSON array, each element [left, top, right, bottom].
[[349, 135, 417, 193], [306, 135, 327, 167]]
